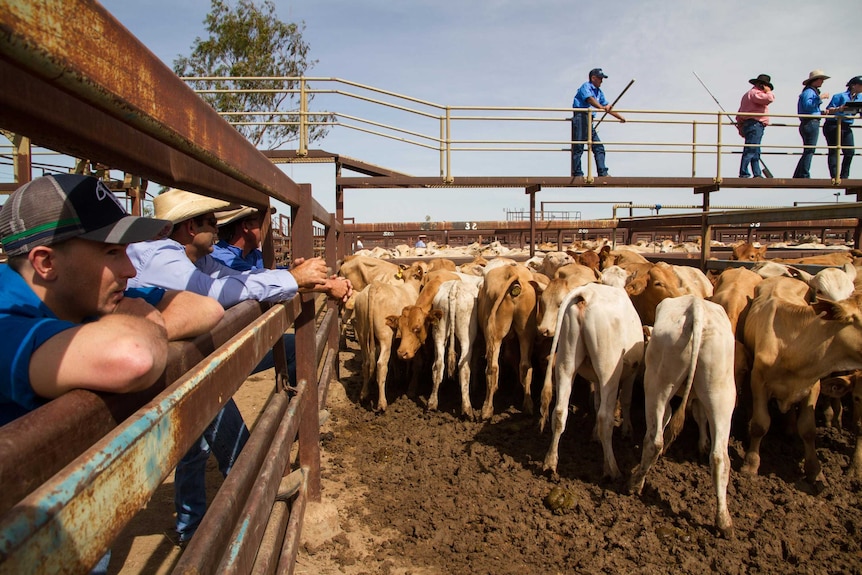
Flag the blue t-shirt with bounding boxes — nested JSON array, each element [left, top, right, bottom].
[[0, 265, 165, 425]]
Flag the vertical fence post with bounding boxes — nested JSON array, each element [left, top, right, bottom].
[[299, 77, 308, 157], [292, 183, 321, 500], [444, 107, 453, 183], [691, 121, 697, 177], [715, 112, 723, 183]]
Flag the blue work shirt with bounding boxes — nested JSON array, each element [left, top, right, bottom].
[[797, 86, 823, 117], [211, 240, 264, 272], [572, 81, 607, 118], [826, 90, 862, 125]]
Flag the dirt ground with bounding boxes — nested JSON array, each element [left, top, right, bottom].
[[115, 335, 862, 575]]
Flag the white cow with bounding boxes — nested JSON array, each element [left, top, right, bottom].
[[628, 296, 736, 537], [428, 280, 481, 418], [541, 283, 645, 480]]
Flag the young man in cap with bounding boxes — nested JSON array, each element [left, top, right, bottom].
[[0, 174, 224, 573], [736, 74, 775, 178], [126, 188, 352, 546], [823, 76, 862, 179], [570, 67, 626, 178], [793, 70, 830, 179], [0, 173, 224, 424]]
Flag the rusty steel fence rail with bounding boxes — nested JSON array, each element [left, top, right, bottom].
[[0, 1, 344, 573], [184, 75, 861, 185]]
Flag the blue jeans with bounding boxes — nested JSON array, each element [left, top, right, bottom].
[[571, 113, 607, 176], [823, 121, 855, 179], [793, 118, 820, 178], [739, 119, 765, 177], [174, 333, 295, 542]]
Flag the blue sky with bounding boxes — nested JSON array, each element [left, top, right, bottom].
[[20, 0, 862, 221]]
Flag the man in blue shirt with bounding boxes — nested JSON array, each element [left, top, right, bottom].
[[823, 75, 862, 179], [571, 68, 626, 177], [793, 70, 830, 179], [0, 174, 223, 573], [212, 205, 271, 271], [128, 188, 352, 547]]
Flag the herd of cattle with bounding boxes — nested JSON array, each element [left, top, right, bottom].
[[336, 242, 862, 538]]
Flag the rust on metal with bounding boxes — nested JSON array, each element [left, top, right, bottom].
[[0, 306, 289, 572]]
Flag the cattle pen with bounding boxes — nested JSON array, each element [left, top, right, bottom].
[[2, 2, 862, 574]]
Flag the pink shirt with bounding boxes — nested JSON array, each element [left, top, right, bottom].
[[736, 86, 775, 125]]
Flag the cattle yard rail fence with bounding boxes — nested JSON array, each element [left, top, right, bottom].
[[0, 1, 344, 573]]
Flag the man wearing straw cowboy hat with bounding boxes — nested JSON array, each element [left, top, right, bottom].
[[736, 73, 775, 178], [126, 188, 352, 547], [212, 205, 273, 271], [793, 70, 831, 179]]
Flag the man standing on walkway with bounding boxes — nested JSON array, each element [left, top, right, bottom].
[[823, 75, 862, 180], [793, 70, 830, 178], [571, 68, 626, 178], [736, 74, 775, 178]]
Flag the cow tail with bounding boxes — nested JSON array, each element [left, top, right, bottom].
[[540, 287, 582, 432], [663, 298, 703, 450], [363, 285, 378, 380], [446, 282, 458, 379]]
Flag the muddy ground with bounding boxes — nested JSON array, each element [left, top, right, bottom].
[[115, 334, 862, 575]]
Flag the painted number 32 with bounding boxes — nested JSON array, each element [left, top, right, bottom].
[[464, 222, 478, 230]]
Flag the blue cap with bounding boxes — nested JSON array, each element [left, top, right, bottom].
[[589, 68, 608, 79]]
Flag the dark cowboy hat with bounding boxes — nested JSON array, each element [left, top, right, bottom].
[[749, 74, 773, 90]]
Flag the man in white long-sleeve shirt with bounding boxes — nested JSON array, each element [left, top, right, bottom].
[[127, 188, 351, 546]]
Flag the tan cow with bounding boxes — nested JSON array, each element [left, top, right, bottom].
[[624, 262, 686, 326], [598, 245, 649, 270], [393, 270, 461, 363], [772, 251, 854, 266], [742, 276, 862, 485], [478, 264, 539, 420], [427, 258, 458, 272], [731, 241, 767, 261], [788, 263, 857, 302], [537, 263, 601, 338], [353, 267, 425, 412], [709, 267, 762, 337], [629, 296, 736, 537], [667, 263, 714, 298], [567, 249, 601, 272]]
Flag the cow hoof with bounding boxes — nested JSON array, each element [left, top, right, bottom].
[[718, 524, 734, 539], [740, 453, 760, 476], [427, 400, 439, 412]]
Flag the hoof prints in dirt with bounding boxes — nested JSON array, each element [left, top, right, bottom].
[[322, 341, 862, 575]]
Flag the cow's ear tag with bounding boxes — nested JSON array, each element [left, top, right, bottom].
[[396, 270, 403, 279], [510, 282, 522, 297]]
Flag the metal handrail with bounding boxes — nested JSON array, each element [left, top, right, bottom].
[[182, 76, 860, 184]]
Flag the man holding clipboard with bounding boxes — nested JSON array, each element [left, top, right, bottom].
[[824, 76, 862, 179]]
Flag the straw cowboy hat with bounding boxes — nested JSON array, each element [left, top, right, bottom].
[[748, 74, 773, 90], [216, 205, 276, 227], [803, 70, 830, 86], [154, 189, 237, 224]]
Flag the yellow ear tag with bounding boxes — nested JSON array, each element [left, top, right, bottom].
[[396, 269, 403, 279], [510, 283, 522, 297]]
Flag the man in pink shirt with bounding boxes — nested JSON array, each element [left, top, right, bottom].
[[735, 74, 775, 178]]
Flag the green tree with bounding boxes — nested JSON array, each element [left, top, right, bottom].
[[173, 0, 331, 149]]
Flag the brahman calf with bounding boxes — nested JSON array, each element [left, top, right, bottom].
[[428, 279, 481, 418], [541, 283, 644, 480], [742, 277, 862, 485], [629, 296, 736, 538]]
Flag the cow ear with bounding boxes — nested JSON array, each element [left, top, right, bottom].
[[428, 309, 443, 324], [812, 298, 857, 323], [529, 279, 546, 295], [626, 276, 646, 296], [599, 245, 611, 255], [844, 262, 857, 282], [787, 266, 812, 283], [385, 315, 400, 329]]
